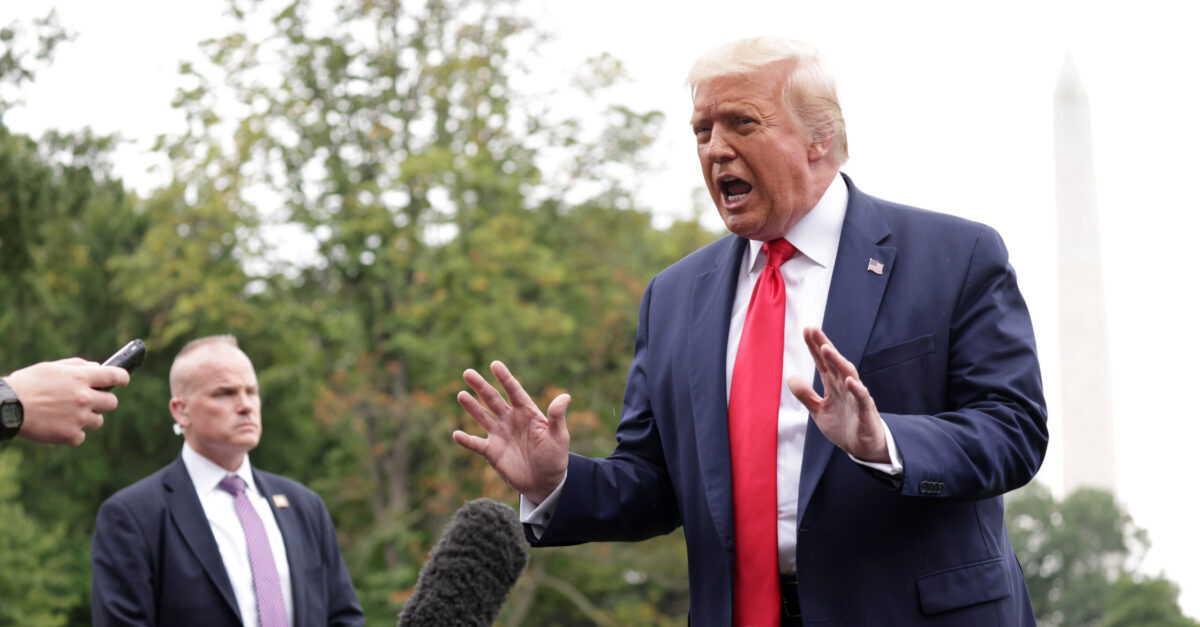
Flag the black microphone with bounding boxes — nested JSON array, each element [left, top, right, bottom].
[[397, 498, 529, 627]]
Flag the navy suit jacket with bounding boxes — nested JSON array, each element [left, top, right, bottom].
[[534, 176, 1048, 626], [92, 456, 364, 627]]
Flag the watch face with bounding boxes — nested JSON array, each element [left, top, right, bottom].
[[1, 403, 19, 427]]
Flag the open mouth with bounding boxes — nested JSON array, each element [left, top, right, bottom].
[[719, 176, 752, 203]]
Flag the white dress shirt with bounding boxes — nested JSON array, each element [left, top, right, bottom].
[[523, 174, 902, 575], [182, 443, 294, 627]]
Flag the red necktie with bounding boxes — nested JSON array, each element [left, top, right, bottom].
[[729, 238, 796, 627]]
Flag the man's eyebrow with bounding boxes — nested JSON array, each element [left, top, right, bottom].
[[212, 383, 254, 393], [715, 101, 761, 117], [691, 101, 762, 127]]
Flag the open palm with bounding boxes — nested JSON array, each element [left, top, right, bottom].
[[453, 361, 571, 503], [787, 327, 889, 463]]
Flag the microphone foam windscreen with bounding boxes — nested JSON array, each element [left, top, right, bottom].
[[398, 498, 529, 626]]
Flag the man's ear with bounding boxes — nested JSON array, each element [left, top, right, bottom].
[[808, 136, 835, 162], [169, 397, 188, 428]]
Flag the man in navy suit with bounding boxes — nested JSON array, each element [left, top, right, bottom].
[[455, 37, 1047, 626], [92, 335, 363, 627]]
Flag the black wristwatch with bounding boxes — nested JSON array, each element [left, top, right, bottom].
[[0, 378, 23, 441]]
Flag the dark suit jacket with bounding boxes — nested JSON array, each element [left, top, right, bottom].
[[534, 175, 1048, 626], [92, 456, 364, 627]]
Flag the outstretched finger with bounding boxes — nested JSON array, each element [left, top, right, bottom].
[[457, 388, 499, 433], [805, 328, 842, 395], [546, 393, 572, 435], [806, 327, 845, 384], [463, 368, 511, 418], [847, 377, 877, 415], [804, 327, 830, 375], [452, 430, 489, 456], [490, 361, 536, 410], [820, 341, 861, 382]]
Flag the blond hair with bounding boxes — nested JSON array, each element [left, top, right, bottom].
[[686, 37, 849, 164]]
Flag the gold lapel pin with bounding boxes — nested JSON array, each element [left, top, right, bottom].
[[272, 494, 290, 509]]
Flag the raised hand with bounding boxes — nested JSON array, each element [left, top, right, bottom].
[[787, 327, 888, 463], [453, 361, 571, 503]]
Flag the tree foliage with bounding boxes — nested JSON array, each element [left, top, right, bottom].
[[1102, 576, 1200, 627], [0, 9, 72, 116], [0, 451, 82, 627], [1006, 483, 1198, 627]]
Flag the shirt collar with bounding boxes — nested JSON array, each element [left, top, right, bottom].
[[746, 173, 848, 271], [181, 441, 257, 496]]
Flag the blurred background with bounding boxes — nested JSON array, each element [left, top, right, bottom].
[[2, 1, 1197, 625]]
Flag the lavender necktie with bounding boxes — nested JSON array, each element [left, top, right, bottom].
[[218, 475, 289, 627]]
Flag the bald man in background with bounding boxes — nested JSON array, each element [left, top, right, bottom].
[[91, 335, 363, 627]]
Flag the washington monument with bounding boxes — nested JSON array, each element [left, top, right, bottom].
[[1055, 54, 1118, 494]]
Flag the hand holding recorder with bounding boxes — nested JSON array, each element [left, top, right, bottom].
[[0, 340, 144, 446]]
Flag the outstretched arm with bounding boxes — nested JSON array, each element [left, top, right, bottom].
[[453, 360, 571, 503]]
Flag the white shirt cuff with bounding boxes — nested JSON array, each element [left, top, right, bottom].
[[519, 472, 567, 539]]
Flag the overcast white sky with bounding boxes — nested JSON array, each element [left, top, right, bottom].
[[6, 0, 1200, 619]]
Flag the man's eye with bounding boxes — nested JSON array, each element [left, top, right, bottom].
[[738, 118, 755, 126]]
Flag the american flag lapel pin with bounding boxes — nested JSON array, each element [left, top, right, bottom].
[[272, 494, 290, 509], [867, 258, 885, 275]]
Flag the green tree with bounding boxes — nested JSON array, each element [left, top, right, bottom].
[[0, 451, 82, 627], [0, 10, 71, 117], [1006, 483, 1197, 626], [1102, 576, 1200, 627]]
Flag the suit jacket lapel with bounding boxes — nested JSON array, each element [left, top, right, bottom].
[[163, 457, 242, 621], [687, 235, 747, 554], [796, 176, 895, 524], [254, 471, 306, 627]]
